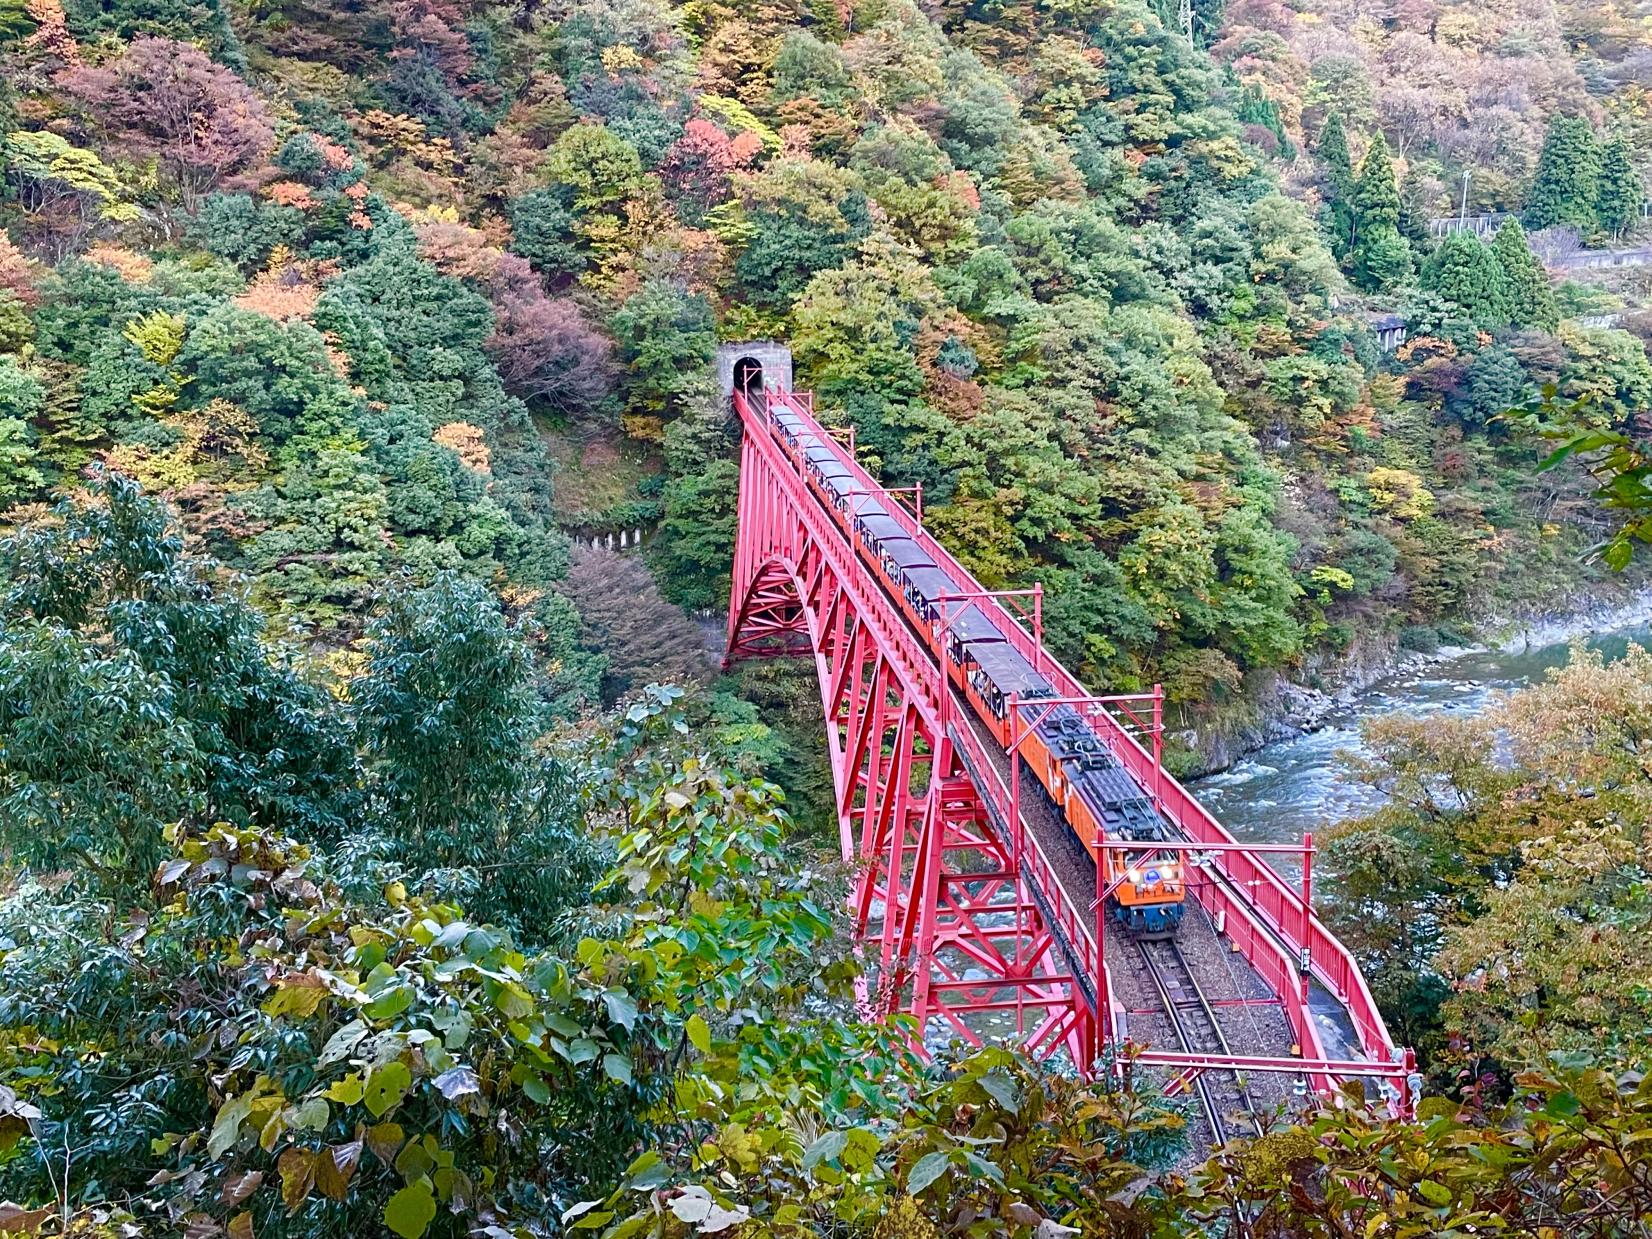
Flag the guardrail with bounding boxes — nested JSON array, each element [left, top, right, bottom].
[[947, 716, 1102, 1015], [734, 391, 943, 734]]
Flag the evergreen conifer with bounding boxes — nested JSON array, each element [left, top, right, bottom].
[[1317, 111, 1355, 258], [1423, 232, 1509, 329], [1350, 133, 1413, 290], [1490, 219, 1558, 332], [1594, 135, 1641, 240], [1526, 115, 1601, 233]]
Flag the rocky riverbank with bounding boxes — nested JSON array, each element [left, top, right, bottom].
[[1175, 584, 1652, 777]]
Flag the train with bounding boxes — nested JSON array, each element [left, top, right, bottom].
[[763, 394, 1186, 936]]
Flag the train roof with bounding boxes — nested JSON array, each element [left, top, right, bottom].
[[881, 539, 935, 571], [902, 565, 956, 601], [843, 492, 886, 520], [811, 459, 854, 482], [803, 443, 847, 466], [1067, 765, 1170, 843], [947, 603, 1006, 644], [1033, 712, 1113, 767], [857, 512, 908, 543], [966, 638, 1051, 697]]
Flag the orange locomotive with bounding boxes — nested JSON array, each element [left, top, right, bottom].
[[770, 401, 1185, 935]]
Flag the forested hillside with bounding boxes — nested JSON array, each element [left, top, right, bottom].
[[2, 478, 1649, 1238], [1213, 0, 1651, 217], [2, 0, 1644, 756], [4, 2, 1652, 1233]]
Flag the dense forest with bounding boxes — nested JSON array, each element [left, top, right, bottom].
[[1213, 0, 1651, 217], [3, 0, 1650, 741], [4, 0, 1652, 1234]]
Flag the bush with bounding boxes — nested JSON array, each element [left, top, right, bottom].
[[1399, 623, 1441, 653], [506, 188, 584, 279], [186, 193, 306, 269]]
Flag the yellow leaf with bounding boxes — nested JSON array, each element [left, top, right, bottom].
[[326, 1074, 365, 1105]]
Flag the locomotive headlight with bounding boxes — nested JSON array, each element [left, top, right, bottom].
[[1126, 867, 1141, 883]]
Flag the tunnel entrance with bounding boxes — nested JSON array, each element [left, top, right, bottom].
[[733, 356, 764, 400], [715, 342, 792, 406]]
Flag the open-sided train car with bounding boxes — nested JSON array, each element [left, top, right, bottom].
[[762, 395, 1184, 934], [1018, 704, 1184, 934]]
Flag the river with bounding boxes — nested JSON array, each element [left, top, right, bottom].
[[1189, 624, 1652, 847]]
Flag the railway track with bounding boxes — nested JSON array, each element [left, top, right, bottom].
[[1135, 938, 1267, 1147]]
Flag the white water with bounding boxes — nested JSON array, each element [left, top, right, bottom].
[[1190, 625, 1652, 846]]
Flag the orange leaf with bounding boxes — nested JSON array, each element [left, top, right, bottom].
[[316, 1140, 364, 1201]]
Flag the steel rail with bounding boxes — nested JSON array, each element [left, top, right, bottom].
[[1135, 938, 1266, 1147]]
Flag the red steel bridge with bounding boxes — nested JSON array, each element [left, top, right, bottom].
[[723, 365, 1417, 1121]]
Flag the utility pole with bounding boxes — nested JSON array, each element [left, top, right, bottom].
[[1459, 169, 1471, 229]]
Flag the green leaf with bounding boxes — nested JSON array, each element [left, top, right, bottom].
[[365, 1060, 413, 1118], [319, 1020, 368, 1066], [292, 1096, 330, 1132], [432, 921, 470, 950], [977, 1071, 1019, 1113], [602, 1053, 633, 1085], [208, 1095, 252, 1160], [841, 1127, 881, 1173], [960, 1150, 1005, 1186], [521, 1072, 551, 1104], [365, 984, 416, 1021], [623, 1150, 669, 1190], [1416, 1179, 1452, 1207], [603, 989, 638, 1032], [493, 982, 534, 1020], [545, 1012, 583, 1038], [395, 1138, 434, 1181], [907, 1151, 952, 1195], [686, 1013, 711, 1054], [384, 1181, 437, 1239], [802, 1130, 847, 1172], [326, 1073, 365, 1105], [431, 1008, 474, 1051], [562, 1201, 606, 1224], [601, 1215, 652, 1239], [569, 1038, 600, 1064]]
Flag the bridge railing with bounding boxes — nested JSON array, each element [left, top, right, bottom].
[[763, 387, 1400, 1071]]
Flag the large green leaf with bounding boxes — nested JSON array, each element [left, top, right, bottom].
[[907, 1151, 953, 1195], [365, 1060, 413, 1118], [384, 1180, 437, 1239]]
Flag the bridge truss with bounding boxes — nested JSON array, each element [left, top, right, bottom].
[[726, 382, 1416, 1115]]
